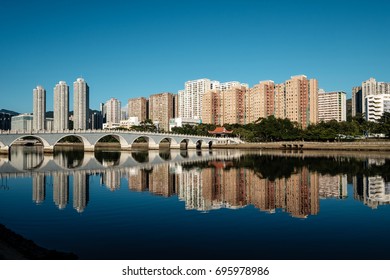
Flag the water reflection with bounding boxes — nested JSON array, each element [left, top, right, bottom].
[[2, 147, 390, 216]]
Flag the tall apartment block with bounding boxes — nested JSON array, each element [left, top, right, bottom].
[[247, 80, 275, 123], [352, 86, 362, 117], [33, 85, 46, 131], [73, 78, 89, 130], [221, 86, 247, 125], [201, 89, 222, 125], [201, 83, 247, 125], [283, 75, 318, 128], [149, 92, 174, 132], [318, 91, 347, 122], [179, 78, 220, 119], [53, 81, 69, 131], [128, 97, 147, 122], [274, 83, 286, 119], [104, 97, 121, 126], [361, 77, 390, 117]]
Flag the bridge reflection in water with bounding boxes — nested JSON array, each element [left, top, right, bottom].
[[1, 147, 389, 216]]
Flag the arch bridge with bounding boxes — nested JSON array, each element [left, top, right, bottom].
[[0, 130, 240, 154]]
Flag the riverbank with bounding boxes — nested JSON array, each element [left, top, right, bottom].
[[0, 224, 77, 260], [213, 141, 390, 151]]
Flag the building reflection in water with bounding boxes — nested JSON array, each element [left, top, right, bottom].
[[127, 168, 148, 192], [4, 147, 390, 216], [319, 174, 347, 199], [353, 174, 390, 209], [73, 172, 89, 213], [53, 172, 68, 210], [174, 162, 320, 218], [32, 173, 45, 204], [100, 169, 121, 191]]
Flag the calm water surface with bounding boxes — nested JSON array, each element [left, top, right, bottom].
[[1, 146, 390, 259]]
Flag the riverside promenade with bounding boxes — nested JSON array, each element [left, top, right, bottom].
[[213, 141, 390, 151]]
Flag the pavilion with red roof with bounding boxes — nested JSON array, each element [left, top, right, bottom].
[[208, 126, 233, 137]]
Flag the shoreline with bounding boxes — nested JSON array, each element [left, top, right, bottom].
[[7, 140, 390, 152], [213, 141, 390, 151], [0, 224, 77, 260]]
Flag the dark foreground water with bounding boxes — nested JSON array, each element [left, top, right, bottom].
[[1, 146, 390, 260]]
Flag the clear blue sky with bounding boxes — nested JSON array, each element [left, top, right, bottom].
[[1, 0, 389, 113]]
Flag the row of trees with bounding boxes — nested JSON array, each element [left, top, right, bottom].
[[111, 113, 390, 142], [170, 113, 390, 142]]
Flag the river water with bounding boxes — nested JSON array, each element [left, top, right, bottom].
[[1, 146, 390, 259]]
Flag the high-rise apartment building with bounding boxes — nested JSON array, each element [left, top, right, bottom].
[[104, 98, 121, 127], [318, 91, 346, 122], [33, 85, 46, 131], [284, 75, 318, 128], [247, 80, 275, 123], [362, 78, 390, 115], [73, 78, 89, 130], [128, 97, 147, 122], [274, 83, 286, 119], [201, 83, 247, 125], [179, 79, 219, 119], [221, 86, 246, 125], [53, 81, 69, 131], [352, 86, 362, 117], [149, 92, 174, 132], [201, 90, 222, 125]]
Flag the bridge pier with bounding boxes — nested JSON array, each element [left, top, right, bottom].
[[84, 145, 95, 152], [170, 143, 181, 149], [187, 143, 196, 149], [121, 145, 132, 151], [43, 146, 54, 154], [0, 146, 10, 154], [148, 143, 160, 150]]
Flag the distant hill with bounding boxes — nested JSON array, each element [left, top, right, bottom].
[[0, 109, 19, 116]]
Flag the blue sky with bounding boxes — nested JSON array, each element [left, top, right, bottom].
[[1, 0, 389, 113]]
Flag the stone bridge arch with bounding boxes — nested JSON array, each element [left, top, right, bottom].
[[8, 135, 51, 151], [131, 135, 158, 149], [158, 136, 181, 149], [53, 134, 94, 152], [94, 134, 129, 150]]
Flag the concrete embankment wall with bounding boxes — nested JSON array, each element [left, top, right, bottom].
[[213, 141, 390, 151]]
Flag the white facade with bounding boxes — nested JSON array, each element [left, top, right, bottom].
[[73, 78, 89, 130], [103, 122, 121, 129], [104, 98, 121, 126], [53, 81, 69, 131], [169, 117, 201, 131], [46, 118, 54, 131], [365, 94, 390, 122], [318, 91, 346, 122], [366, 176, 390, 208], [33, 85, 46, 131], [11, 114, 33, 132], [120, 117, 139, 129]]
